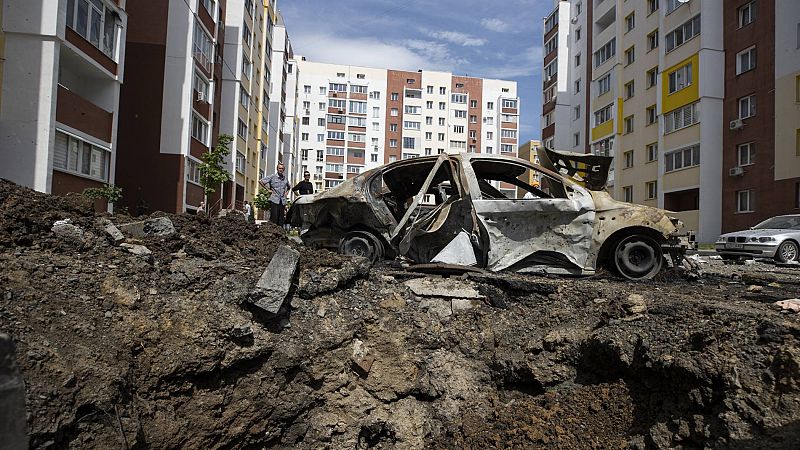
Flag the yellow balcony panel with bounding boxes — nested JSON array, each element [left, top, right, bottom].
[[662, 53, 700, 114], [592, 120, 614, 141]]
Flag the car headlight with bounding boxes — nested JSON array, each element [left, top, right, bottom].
[[716, 237, 725, 243], [759, 237, 776, 242]]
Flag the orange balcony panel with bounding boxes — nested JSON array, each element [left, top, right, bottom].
[[501, 138, 517, 144], [186, 182, 204, 207], [190, 137, 209, 159], [327, 155, 344, 163], [328, 107, 345, 114], [347, 141, 366, 148], [349, 126, 366, 133], [349, 93, 367, 101], [501, 107, 518, 114], [326, 139, 345, 146], [198, 4, 215, 38], [328, 123, 345, 131], [64, 28, 117, 75]]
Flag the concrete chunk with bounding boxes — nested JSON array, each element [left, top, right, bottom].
[[249, 245, 300, 314], [51, 219, 85, 243], [98, 218, 124, 244], [404, 277, 481, 299], [120, 243, 152, 258], [117, 217, 175, 238]]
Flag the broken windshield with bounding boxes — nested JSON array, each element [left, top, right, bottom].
[[469, 159, 567, 199]]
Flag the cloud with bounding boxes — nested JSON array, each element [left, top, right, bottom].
[[481, 18, 512, 33], [290, 32, 465, 72], [427, 30, 486, 47], [474, 45, 543, 79]]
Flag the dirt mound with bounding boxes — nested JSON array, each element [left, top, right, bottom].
[[2, 178, 800, 449]]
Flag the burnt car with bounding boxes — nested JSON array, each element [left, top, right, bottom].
[[288, 150, 688, 280], [714, 214, 800, 262]]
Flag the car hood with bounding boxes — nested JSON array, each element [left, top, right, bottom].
[[720, 229, 797, 239]]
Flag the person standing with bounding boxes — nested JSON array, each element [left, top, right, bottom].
[[259, 163, 290, 226], [243, 201, 254, 224], [292, 171, 314, 196]]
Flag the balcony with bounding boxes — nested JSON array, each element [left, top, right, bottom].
[[56, 85, 112, 142]]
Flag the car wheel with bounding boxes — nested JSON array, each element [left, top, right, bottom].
[[339, 231, 384, 263], [612, 235, 664, 280], [775, 240, 799, 263]]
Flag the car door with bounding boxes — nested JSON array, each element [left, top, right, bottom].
[[464, 157, 596, 273]]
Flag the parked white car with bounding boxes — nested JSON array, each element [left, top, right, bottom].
[[715, 215, 800, 263]]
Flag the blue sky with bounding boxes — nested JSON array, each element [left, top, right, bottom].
[[280, 0, 551, 144]]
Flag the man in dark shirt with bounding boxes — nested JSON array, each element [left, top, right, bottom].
[[292, 171, 314, 196]]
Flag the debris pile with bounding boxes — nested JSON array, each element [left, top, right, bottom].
[[2, 179, 800, 449]]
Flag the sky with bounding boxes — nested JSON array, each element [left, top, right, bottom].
[[280, 0, 551, 144]]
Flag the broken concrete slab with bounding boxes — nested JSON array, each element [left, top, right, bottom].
[[51, 219, 85, 243], [775, 299, 800, 313], [120, 243, 152, 258], [249, 245, 300, 314], [431, 231, 477, 266], [404, 277, 482, 299], [98, 218, 124, 245], [297, 257, 371, 299], [418, 297, 453, 319], [451, 298, 483, 313], [0, 334, 28, 450], [117, 217, 175, 238]]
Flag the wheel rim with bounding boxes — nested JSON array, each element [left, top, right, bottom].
[[781, 242, 798, 261], [614, 236, 662, 279], [343, 237, 372, 258]]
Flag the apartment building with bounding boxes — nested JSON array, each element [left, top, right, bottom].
[[0, 0, 127, 209], [116, 0, 226, 214], [517, 139, 542, 196], [264, 12, 297, 183], [295, 60, 519, 193], [722, 0, 800, 232], [219, 0, 276, 208], [541, 0, 590, 152]]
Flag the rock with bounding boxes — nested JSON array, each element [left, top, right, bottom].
[[742, 273, 778, 286], [249, 245, 300, 314], [120, 243, 153, 259], [230, 326, 253, 339], [98, 218, 124, 245], [104, 311, 113, 318], [117, 216, 175, 238], [774, 299, 800, 313], [404, 277, 482, 299], [746, 285, 763, 293], [351, 339, 374, 377], [379, 293, 406, 310], [451, 298, 483, 313], [51, 219, 85, 243], [298, 257, 371, 299], [623, 294, 647, 315], [0, 334, 28, 449], [418, 298, 452, 319], [316, 307, 326, 318]]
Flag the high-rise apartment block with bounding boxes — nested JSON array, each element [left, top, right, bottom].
[[542, 0, 800, 243], [295, 60, 519, 192], [0, 0, 128, 208]]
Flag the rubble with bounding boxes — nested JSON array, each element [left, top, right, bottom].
[[249, 245, 300, 314], [116, 216, 175, 238], [2, 179, 800, 448]]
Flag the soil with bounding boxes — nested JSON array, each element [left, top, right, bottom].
[[2, 179, 800, 449]]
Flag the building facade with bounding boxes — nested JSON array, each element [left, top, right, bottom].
[[721, 0, 800, 232], [541, 0, 590, 153], [295, 60, 519, 193], [0, 0, 127, 208]]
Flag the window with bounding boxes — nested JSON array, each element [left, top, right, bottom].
[[193, 72, 210, 102], [470, 99, 478, 108], [319, 86, 327, 95], [647, 0, 659, 15], [235, 152, 246, 173], [597, 73, 611, 95], [327, 131, 345, 140], [647, 29, 659, 51], [425, 132, 432, 140], [327, 114, 345, 124], [318, 118, 326, 126], [438, 133, 445, 141], [317, 134, 325, 142], [347, 165, 362, 174], [646, 105, 657, 125], [594, 38, 616, 67], [328, 99, 346, 110], [349, 101, 367, 114], [575, 78, 582, 93], [426, 101, 433, 109], [575, 27, 581, 41], [391, 92, 399, 101], [501, 144, 514, 153], [623, 115, 634, 134], [487, 102, 494, 110], [573, 105, 581, 120], [325, 147, 344, 156], [439, 102, 446, 110], [237, 118, 248, 139], [738, 142, 756, 166], [623, 151, 634, 168], [326, 164, 344, 173], [404, 121, 421, 130], [668, 63, 692, 94], [454, 125, 465, 134], [242, 52, 252, 79], [53, 130, 111, 181], [502, 99, 518, 109], [192, 21, 213, 72], [302, 101, 311, 110], [403, 137, 416, 149], [438, 118, 446, 126], [427, 85, 434, 94], [646, 181, 657, 200], [244, 0, 254, 16], [665, 144, 700, 172], [664, 102, 698, 133], [544, 59, 558, 80], [625, 13, 635, 32], [452, 94, 467, 103], [545, 35, 558, 54], [371, 154, 378, 163], [348, 117, 366, 127], [239, 84, 250, 108], [501, 129, 517, 139], [369, 91, 380, 99], [389, 124, 397, 132], [348, 133, 365, 142], [623, 186, 633, 203], [470, 115, 477, 124], [425, 116, 433, 125], [319, 102, 326, 111], [545, 11, 558, 33], [405, 105, 421, 114], [302, 84, 310, 94], [186, 157, 201, 184], [737, 46, 757, 74], [594, 104, 613, 126], [739, 1, 756, 27], [625, 46, 635, 65], [646, 67, 659, 89], [390, 108, 399, 117], [665, 15, 701, 53], [665, 0, 685, 14], [372, 107, 380, 118], [624, 81, 635, 100], [738, 95, 756, 119], [301, 117, 309, 125], [357, 73, 366, 79], [486, 131, 494, 140], [316, 150, 324, 162], [575, 53, 581, 67], [329, 83, 347, 92], [406, 78, 415, 84], [450, 140, 466, 149], [736, 190, 754, 213], [351, 85, 367, 93], [440, 87, 447, 95], [390, 139, 397, 148], [573, 132, 581, 147], [65, 0, 119, 58], [646, 143, 658, 162]]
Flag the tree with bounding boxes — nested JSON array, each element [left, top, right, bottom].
[[254, 187, 271, 211], [199, 134, 233, 197], [83, 184, 123, 209]]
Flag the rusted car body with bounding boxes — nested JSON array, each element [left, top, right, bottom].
[[288, 150, 687, 279]]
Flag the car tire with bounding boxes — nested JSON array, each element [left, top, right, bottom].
[[339, 231, 384, 263], [775, 240, 799, 263], [612, 235, 664, 280]]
